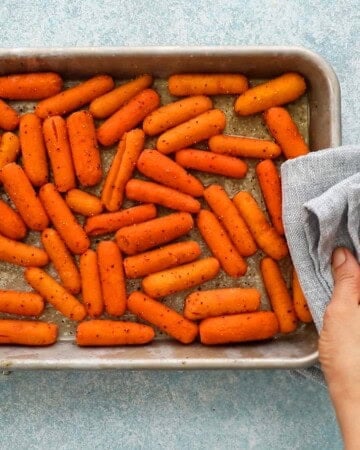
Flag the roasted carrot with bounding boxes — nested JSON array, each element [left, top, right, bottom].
[[234, 72, 306, 115], [0, 291, 44, 317], [127, 291, 198, 344], [233, 191, 288, 260], [208, 135, 281, 159], [168, 73, 249, 96], [65, 189, 103, 217], [0, 72, 62, 100], [0, 199, 27, 240], [260, 257, 297, 333], [0, 132, 20, 169], [0, 234, 48, 267], [39, 183, 90, 254], [142, 257, 220, 298], [35, 75, 114, 118], [292, 270, 312, 323], [199, 311, 279, 345], [79, 250, 103, 318], [263, 107, 310, 159], [76, 320, 155, 346], [0, 99, 19, 130], [115, 212, 193, 255], [156, 109, 226, 154], [97, 89, 160, 146], [0, 320, 58, 346]]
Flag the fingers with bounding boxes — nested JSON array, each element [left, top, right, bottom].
[[331, 247, 360, 306]]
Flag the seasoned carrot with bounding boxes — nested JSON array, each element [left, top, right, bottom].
[[76, 320, 155, 346], [39, 183, 90, 254], [65, 189, 103, 217], [126, 179, 201, 213], [292, 270, 312, 323], [90, 74, 153, 119], [25, 267, 86, 321], [143, 95, 212, 135], [84, 204, 157, 236], [35, 75, 114, 118], [233, 191, 288, 260], [127, 291, 198, 344], [168, 73, 249, 96], [175, 149, 248, 178], [41, 228, 81, 294], [79, 250, 103, 318], [199, 311, 279, 345], [0, 199, 27, 240], [0, 234, 48, 267], [115, 212, 193, 255], [208, 135, 281, 159], [184, 288, 260, 320], [19, 113, 48, 187], [256, 160, 284, 235], [124, 241, 201, 279], [0, 132, 20, 169], [156, 109, 226, 154], [97, 89, 160, 146], [263, 107, 309, 159], [67, 110, 102, 186], [0, 72, 62, 100], [0, 163, 49, 231], [97, 241, 126, 317], [142, 257, 220, 298], [234, 72, 306, 115], [260, 257, 297, 333], [0, 320, 58, 346], [0, 99, 19, 130], [0, 291, 44, 317]]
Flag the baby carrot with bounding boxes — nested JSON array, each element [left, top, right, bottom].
[[0, 199, 27, 240], [127, 291, 198, 344], [199, 311, 279, 345], [41, 228, 81, 294], [156, 109, 226, 154], [124, 241, 201, 279], [143, 95, 213, 135], [79, 250, 103, 318], [0, 291, 44, 317], [76, 320, 155, 346], [234, 72, 306, 115], [97, 241, 126, 317], [65, 189, 103, 217], [0, 163, 49, 231], [67, 110, 102, 186], [184, 288, 261, 320], [263, 107, 310, 159], [0, 234, 48, 267], [90, 74, 153, 119], [115, 212, 193, 255], [0, 132, 20, 169], [260, 257, 298, 333], [175, 149, 248, 178], [233, 191, 288, 260], [208, 135, 281, 159], [168, 73, 249, 96], [19, 113, 49, 187], [0, 99, 19, 130], [125, 179, 201, 213], [25, 267, 87, 321], [142, 257, 220, 298], [0, 320, 58, 346], [292, 270, 312, 323], [35, 75, 114, 118], [0, 72, 62, 100], [97, 89, 160, 146], [39, 183, 90, 254]]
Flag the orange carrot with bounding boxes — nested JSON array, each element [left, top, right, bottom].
[[143, 95, 213, 135], [97, 89, 160, 146], [263, 107, 310, 159], [292, 270, 312, 323], [124, 241, 201, 279], [65, 189, 103, 217], [35, 75, 114, 118], [90, 74, 153, 119], [0, 320, 58, 346], [41, 228, 81, 294], [0, 234, 48, 267], [156, 109, 226, 154], [0, 99, 19, 130], [0, 199, 27, 240], [115, 212, 193, 255], [234, 72, 306, 115], [76, 320, 155, 346], [168, 73, 249, 96], [66, 110, 102, 186], [0, 132, 20, 169], [137, 149, 204, 197], [199, 311, 279, 345], [260, 257, 297, 333], [0, 163, 49, 231], [176, 149, 248, 178], [208, 135, 281, 159], [0, 291, 44, 316], [79, 250, 103, 318], [0, 72, 62, 100], [127, 291, 198, 344], [197, 210, 247, 277], [142, 257, 220, 298], [39, 183, 90, 254], [233, 191, 288, 260], [19, 113, 49, 187]]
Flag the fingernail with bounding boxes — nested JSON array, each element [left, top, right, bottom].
[[332, 248, 347, 269]]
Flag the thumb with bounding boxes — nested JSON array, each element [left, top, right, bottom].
[[331, 247, 360, 306]]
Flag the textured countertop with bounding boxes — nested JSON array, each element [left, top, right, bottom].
[[1, 1, 359, 448]]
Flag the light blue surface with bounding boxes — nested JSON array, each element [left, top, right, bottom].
[[2, 0, 359, 448]]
